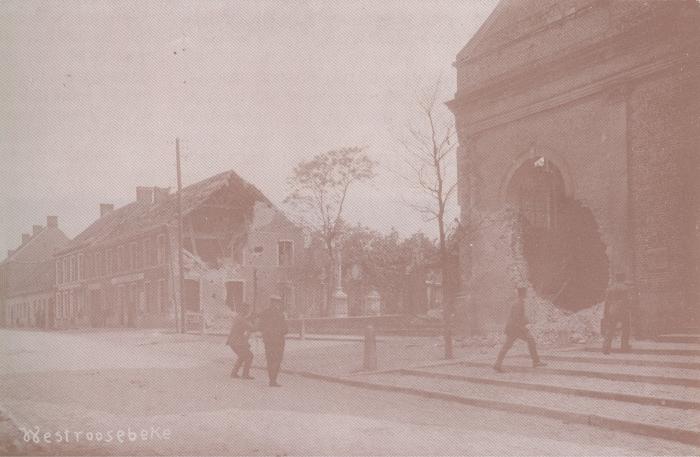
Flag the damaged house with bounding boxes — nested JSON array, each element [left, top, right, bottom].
[[53, 170, 303, 331]]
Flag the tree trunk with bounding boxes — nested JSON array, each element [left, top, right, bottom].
[[438, 215, 454, 359]]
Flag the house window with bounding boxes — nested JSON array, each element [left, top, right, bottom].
[[111, 247, 118, 273], [278, 240, 294, 267], [95, 251, 103, 277], [130, 282, 141, 313], [78, 254, 84, 280], [105, 249, 113, 275], [63, 290, 69, 318], [70, 256, 77, 282], [144, 237, 155, 267], [130, 242, 138, 270], [86, 252, 94, 279], [63, 258, 69, 283], [157, 234, 167, 265], [145, 281, 157, 313], [118, 245, 125, 271], [134, 241, 143, 269], [183, 279, 200, 312], [225, 281, 244, 311], [158, 279, 169, 313], [122, 244, 132, 271], [56, 259, 63, 284], [277, 281, 294, 312]]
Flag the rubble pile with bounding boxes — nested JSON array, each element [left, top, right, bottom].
[[456, 332, 501, 348], [528, 294, 604, 346]]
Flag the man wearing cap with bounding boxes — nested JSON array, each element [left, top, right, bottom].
[[493, 287, 547, 372], [226, 302, 255, 379], [258, 295, 288, 387], [602, 272, 633, 354]]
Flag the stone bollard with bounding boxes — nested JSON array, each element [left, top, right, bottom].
[[363, 325, 377, 371]]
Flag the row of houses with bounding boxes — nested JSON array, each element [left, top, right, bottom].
[[0, 170, 304, 332]]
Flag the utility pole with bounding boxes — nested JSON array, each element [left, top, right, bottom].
[[176, 137, 186, 333]]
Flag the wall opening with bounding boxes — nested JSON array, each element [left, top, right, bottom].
[[507, 157, 609, 311], [225, 281, 244, 312], [184, 279, 201, 312]]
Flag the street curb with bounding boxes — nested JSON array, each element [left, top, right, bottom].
[[397, 369, 700, 410], [293, 371, 700, 447], [656, 335, 700, 344], [584, 347, 700, 357], [213, 333, 383, 343], [453, 361, 700, 388], [516, 354, 700, 370]]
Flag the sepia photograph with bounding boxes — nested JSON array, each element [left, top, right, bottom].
[[0, 0, 698, 455]]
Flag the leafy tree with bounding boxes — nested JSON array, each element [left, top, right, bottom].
[[285, 148, 375, 315]]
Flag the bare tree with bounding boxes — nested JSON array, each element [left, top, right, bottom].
[[285, 147, 376, 316], [397, 81, 458, 358]]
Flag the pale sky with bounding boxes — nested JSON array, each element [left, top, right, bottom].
[[0, 0, 498, 257]]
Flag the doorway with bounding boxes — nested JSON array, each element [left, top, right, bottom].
[[225, 281, 244, 312]]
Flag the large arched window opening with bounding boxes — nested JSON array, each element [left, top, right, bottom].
[[506, 157, 608, 311], [506, 157, 565, 231]]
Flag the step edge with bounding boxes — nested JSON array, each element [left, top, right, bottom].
[[398, 368, 700, 410], [298, 371, 700, 447]]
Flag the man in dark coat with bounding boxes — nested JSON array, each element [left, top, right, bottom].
[[493, 287, 546, 372], [602, 272, 632, 354], [258, 296, 288, 387], [226, 302, 254, 379]]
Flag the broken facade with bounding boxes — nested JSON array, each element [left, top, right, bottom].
[[449, 0, 700, 336], [53, 171, 303, 331]]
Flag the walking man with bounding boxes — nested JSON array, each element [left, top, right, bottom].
[[226, 302, 254, 379], [258, 296, 288, 387], [602, 272, 632, 354], [494, 287, 546, 372]]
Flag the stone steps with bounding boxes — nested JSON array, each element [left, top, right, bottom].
[[410, 364, 699, 407], [350, 371, 699, 445], [332, 340, 700, 446], [656, 334, 700, 344], [514, 353, 700, 370], [583, 346, 700, 357], [450, 360, 700, 387]]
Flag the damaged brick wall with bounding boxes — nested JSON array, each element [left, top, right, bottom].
[[451, 0, 700, 337], [628, 67, 700, 334]]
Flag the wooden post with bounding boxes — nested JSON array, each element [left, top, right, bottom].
[[176, 138, 186, 333], [363, 325, 377, 371]]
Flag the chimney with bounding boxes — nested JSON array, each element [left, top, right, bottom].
[[136, 186, 154, 204], [153, 187, 170, 204], [22, 233, 30, 245], [46, 216, 58, 228], [32, 225, 43, 235], [100, 203, 114, 217]]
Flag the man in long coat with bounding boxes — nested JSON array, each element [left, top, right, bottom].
[[258, 296, 288, 387], [602, 272, 633, 354], [494, 287, 547, 372]]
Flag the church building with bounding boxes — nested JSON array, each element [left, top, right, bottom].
[[449, 0, 699, 336]]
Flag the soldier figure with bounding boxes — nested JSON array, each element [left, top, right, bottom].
[[226, 302, 254, 379], [602, 272, 632, 354], [258, 296, 288, 387], [494, 287, 547, 373]]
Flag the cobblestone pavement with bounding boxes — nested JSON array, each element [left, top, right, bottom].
[[0, 328, 697, 455]]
